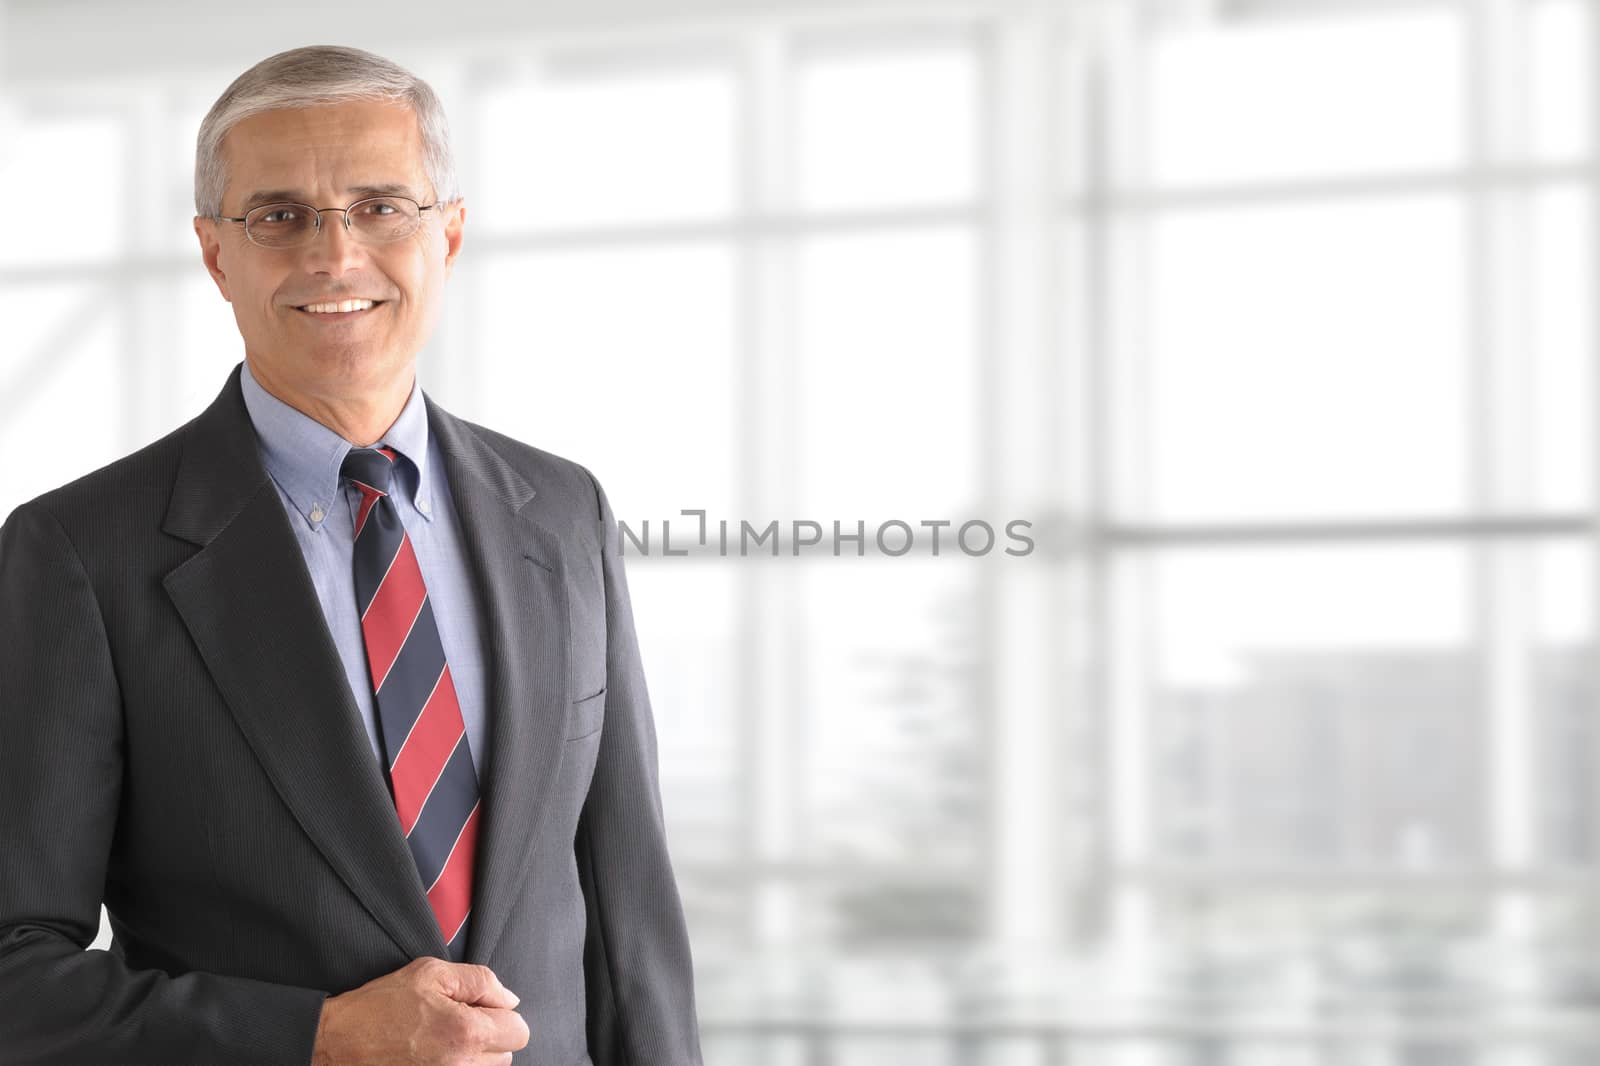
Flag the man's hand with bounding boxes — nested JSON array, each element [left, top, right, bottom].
[[310, 957, 530, 1065]]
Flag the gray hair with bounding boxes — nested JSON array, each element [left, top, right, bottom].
[[194, 45, 459, 218]]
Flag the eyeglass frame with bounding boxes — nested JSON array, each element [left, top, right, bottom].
[[214, 194, 447, 248]]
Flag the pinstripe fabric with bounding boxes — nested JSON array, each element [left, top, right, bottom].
[[343, 445, 479, 961]]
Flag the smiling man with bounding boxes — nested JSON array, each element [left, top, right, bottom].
[[0, 46, 702, 1065]]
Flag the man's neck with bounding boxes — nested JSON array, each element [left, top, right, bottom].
[[245, 357, 414, 447]]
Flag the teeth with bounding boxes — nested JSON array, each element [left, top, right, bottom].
[[302, 299, 375, 314]]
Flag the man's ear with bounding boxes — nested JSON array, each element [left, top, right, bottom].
[[443, 199, 465, 279], [193, 216, 232, 302]]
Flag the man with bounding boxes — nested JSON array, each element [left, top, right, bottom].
[[0, 45, 703, 1065]]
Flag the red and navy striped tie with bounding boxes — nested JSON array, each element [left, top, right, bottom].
[[342, 445, 479, 961]]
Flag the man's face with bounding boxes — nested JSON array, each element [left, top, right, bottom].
[[194, 99, 464, 403]]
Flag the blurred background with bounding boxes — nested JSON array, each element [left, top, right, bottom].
[[4, 0, 1599, 1062]]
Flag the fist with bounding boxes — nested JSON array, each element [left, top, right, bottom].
[[310, 956, 530, 1065]]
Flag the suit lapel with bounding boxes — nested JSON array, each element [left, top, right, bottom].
[[162, 365, 446, 960], [425, 398, 571, 966], [161, 364, 572, 967]]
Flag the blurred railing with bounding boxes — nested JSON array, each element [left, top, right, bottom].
[[699, 1015, 1600, 1065]]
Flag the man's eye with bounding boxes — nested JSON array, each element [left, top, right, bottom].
[[259, 208, 302, 224], [360, 201, 398, 216]]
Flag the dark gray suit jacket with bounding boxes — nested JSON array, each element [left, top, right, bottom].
[[0, 363, 703, 1065]]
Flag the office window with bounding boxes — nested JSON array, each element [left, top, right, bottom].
[[1145, 8, 1464, 184], [474, 242, 739, 520], [794, 38, 979, 211], [1121, 194, 1470, 521], [2, 112, 126, 265], [795, 227, 979, 519], [477, 58, 737, 228], [1093, 1, 1600, 1063]]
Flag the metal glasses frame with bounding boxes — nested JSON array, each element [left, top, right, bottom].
[[214, 195, 445, 248]]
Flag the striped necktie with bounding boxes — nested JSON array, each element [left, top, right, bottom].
[[342, 445, 480, 961]]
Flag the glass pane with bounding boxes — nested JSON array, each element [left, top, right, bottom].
[[1146, 9, 1464, 186], [1123, 194, 1468, 522], [476, 62, 736, 229], [1527, 896, 1600, 1017], [628, 562, 745, 947], [0, 110, 125, 266], [474, 243, 737, 523], [1534, 540, 1596, 867], [801, 559, 984, 946], [0, 285, 124, 514], [1528, 0, 1593, 163], [795, 42, 979, 211], [1529, 185, 1594, 511], [1142, 890, 1496, 1047], [795, 226, 979, 519], [174, 274, 247, 416], [166, 98, 214, 253], [1107, 889, 1600, 1062], [1126, 544, 1481, 868], [134, 97, 199, 256]]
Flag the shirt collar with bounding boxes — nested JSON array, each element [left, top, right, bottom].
[[238, 358, 434, 531]]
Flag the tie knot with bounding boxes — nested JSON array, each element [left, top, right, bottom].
[[341, 446, 400, 498]]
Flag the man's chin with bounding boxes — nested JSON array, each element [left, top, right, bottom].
[[265, 347, 404, 384]]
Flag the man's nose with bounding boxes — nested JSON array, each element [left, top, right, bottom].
[[299, 209, 366, 273]]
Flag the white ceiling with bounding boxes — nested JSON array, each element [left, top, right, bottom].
[[0, 0, 1019, 86]]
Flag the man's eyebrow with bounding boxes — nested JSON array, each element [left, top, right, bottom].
[[237, 183, 423, 211]]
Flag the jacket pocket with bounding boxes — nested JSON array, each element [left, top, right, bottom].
[[566, 687, 606, 740]]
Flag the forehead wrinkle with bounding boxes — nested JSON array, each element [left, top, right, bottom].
[[239, 182, 426, 212], [219, 100, 428, 213]]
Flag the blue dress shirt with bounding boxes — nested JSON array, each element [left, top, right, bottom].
[[238, 358, 489, 779]]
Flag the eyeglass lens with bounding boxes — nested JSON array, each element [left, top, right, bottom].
[[245, 197, 421, 247]]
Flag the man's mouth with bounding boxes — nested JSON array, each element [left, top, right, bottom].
[[294, 299, 386, 316]]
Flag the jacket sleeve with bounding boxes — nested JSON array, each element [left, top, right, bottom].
[[574, 472, 705, 1066], [0, 503, 328, 1065]]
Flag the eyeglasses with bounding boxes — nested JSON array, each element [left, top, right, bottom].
[[215, 195, 444, 249]]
